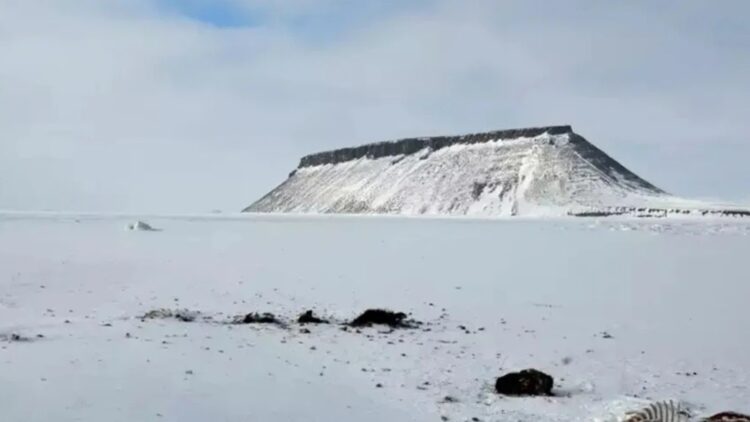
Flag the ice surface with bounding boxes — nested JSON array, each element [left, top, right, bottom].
[[1, 212, 749, 421]]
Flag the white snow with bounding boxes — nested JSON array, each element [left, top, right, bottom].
[[1, 212, 749, 421]]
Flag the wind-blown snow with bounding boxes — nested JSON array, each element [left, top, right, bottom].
[[1, 212, 748, 421]]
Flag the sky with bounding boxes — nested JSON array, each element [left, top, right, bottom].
[[1, 0, 748, 212]]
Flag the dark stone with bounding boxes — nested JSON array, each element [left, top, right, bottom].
[[495, 369, 554, 396], [175, 311, 197, 322], [349, 309, 417, 328], [297, 310, 328, 324], [237, 312, 280, 324], [705, 412, 750, 421]]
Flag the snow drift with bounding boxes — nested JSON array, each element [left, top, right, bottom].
[[244, 126, 747, 217]]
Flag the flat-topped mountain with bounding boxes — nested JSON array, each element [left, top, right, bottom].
[[244, 126, 747, 217]]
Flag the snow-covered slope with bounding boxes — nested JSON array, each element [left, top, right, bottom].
[[243, 126, 664, 216], [245, 126, 747, 217]]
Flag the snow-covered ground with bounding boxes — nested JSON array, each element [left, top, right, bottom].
[[1, 213, 749, 421]]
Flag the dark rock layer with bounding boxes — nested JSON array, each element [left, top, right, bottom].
[[298, 125, 573, 168]]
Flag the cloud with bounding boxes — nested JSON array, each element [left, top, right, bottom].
[[0, 0, 748, 212]]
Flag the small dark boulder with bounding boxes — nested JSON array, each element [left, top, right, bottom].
[[174, 310, 198, 322], [495, 369, 554, 396], [705, 412, 750, 421], [349, 309, 416, 328], [297, 310, 328, 324], [237, 312, 280, 324]]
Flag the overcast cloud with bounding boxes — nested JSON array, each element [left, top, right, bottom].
[[1, 0, 748, 212]]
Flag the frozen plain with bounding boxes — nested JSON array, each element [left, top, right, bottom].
[[1, 212, 749, 421]]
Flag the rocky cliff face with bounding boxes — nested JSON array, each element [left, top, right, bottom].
[[297, 126, 573, 168], [243, 126, 738, 217]]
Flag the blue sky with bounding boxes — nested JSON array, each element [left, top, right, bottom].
[[154, 0, 433, 41], [155, 0, 255, 27], [0, 0, 748, 211]]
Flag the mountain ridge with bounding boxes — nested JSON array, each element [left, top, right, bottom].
[[297, 125, 573, 168], [245, 126, 745, 217]]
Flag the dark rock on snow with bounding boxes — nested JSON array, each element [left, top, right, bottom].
[[237, 312, 281, 324], [495, 369, 554, 396], [349, 309, 417, 328], [705, 412, 750, 421], [297, 310, 328, 324]]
